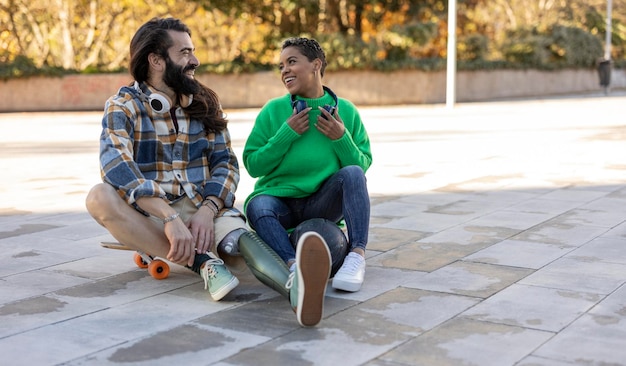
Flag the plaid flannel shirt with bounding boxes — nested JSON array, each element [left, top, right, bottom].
[[99, 83, 242, 217]]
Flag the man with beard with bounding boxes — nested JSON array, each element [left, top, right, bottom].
[[85, 17, 248, 301]]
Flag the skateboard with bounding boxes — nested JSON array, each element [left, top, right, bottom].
[[101, 242, 170, 280]]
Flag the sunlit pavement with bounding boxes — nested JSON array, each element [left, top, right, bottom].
[[1, 91, 626, 365]]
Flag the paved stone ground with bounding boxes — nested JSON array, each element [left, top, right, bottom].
[[1, 92, 626, 365]]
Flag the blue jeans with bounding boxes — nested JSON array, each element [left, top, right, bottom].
[[246, 165, 370, 264]]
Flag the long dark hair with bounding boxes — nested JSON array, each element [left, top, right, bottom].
[[129, 17, 227, 133]]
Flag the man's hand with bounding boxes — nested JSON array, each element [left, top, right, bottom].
[[163, 218, 195, 267], [136, 196, 197, 267], [187, 206, 216, 255]]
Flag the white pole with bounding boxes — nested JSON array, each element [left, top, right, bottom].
[[446, 0, 457, 109], [605, 0, 612, 60]]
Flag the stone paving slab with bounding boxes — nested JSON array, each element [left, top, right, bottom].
[[1, 92, 626, 365]]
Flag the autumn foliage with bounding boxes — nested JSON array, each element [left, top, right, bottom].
[[0, 0, 624, 78]]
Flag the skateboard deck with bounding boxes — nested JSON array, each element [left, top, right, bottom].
[[101, 241, 170, 280], [101, 241, 133, 250]]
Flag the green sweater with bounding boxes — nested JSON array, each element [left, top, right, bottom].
[[243, 91, 373, 210]]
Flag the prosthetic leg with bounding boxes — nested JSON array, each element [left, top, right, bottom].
[[238, 231, 290, 299]]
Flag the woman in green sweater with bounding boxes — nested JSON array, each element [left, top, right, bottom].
[[239, 37, 372, 326]]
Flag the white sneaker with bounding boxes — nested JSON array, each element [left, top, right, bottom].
[[332, 252, 365, 292]]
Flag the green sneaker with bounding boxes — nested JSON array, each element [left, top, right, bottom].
[[200, 254, 239, 301], [285, 231, 331, 327]]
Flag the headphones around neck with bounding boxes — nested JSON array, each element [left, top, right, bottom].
[[291, 86, 338, 119], [133, 81, 193, 114]]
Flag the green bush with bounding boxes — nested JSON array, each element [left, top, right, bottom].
[[0, 55, 69, 80], [1, 24, 620, 78], [503, 26, 603, 69], [201, 57, 274, 74], [316, 34, 379, 71], [458, 34, 489, 62], [503, 29, 553, 68], [551, 26, 604, 67]]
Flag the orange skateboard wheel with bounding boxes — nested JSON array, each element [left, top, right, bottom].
[[148, 259, 170, 280], [133, 252, 149, 268]]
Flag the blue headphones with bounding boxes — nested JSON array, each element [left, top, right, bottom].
[[291, 86, 338, 119]]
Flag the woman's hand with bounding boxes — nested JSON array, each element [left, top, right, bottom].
[[316, 107, 345, 140], [287, 107, 311, 134]]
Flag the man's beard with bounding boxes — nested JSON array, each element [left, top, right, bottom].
[[163, 57, 200, 96]]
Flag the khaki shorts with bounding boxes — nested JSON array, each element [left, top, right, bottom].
[[148, 196, 248, 245]]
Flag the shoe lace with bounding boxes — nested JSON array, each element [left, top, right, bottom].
[[201, 258, 225, 289], [285, 271, 295, 289], [341, 255, 363, 274]]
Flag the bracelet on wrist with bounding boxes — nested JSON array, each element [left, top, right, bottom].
[[203, 204, 218, 216], [202, 198, 220, 215], [162, 212, 180, 224]]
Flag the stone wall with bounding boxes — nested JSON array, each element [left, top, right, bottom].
[[1, 69, 624, 112]]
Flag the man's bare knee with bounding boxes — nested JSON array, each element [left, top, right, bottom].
[[85, 183, 122, 221]]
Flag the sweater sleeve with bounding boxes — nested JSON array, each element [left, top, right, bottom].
[[243, 99, 301, 178], [332, 99, 373, 172]]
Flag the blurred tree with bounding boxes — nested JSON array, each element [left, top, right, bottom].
[[470, 0, 625, 61], [0, 0, 624, 75], [0, 0, 168, 70]]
